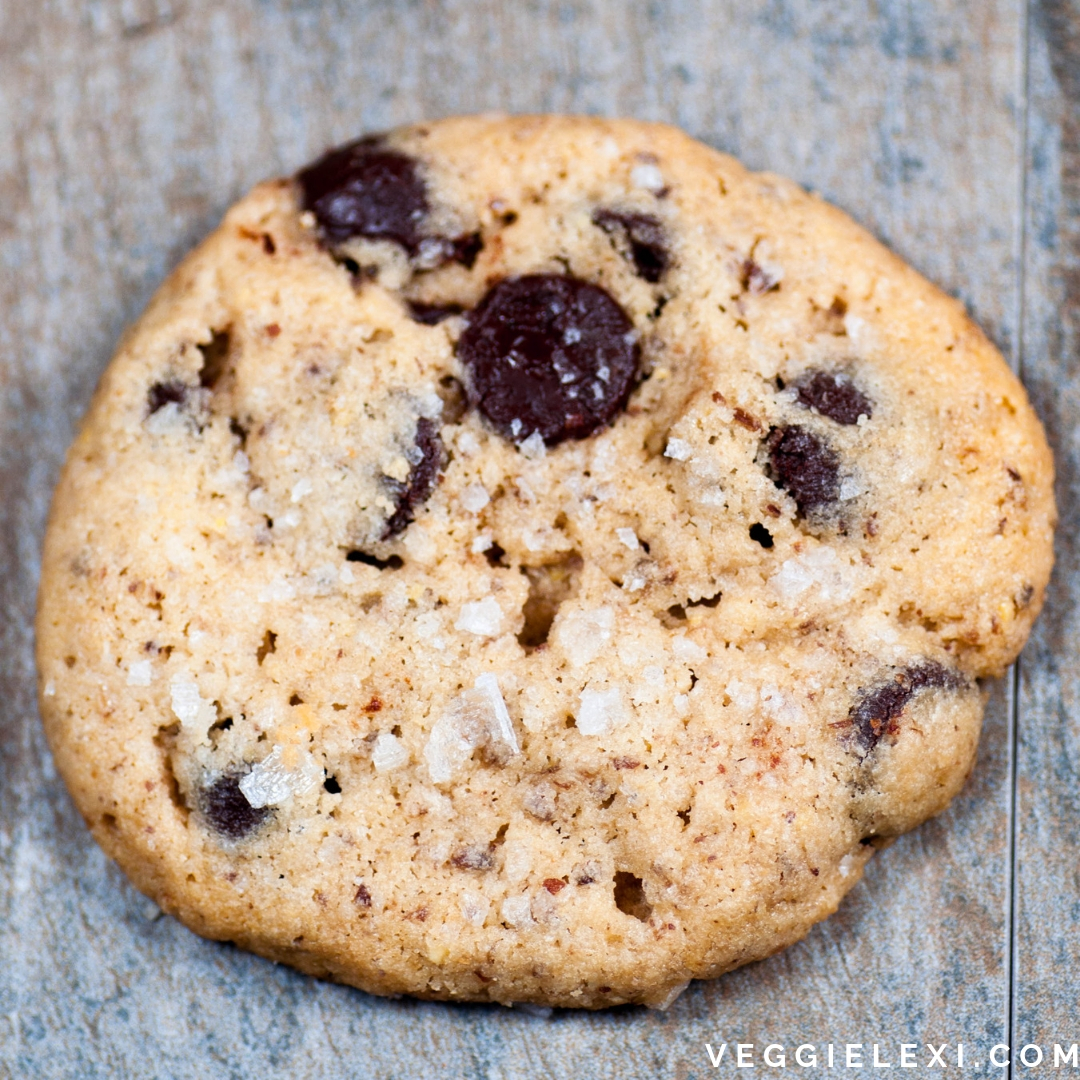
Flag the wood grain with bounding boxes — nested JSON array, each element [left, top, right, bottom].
[[0, 1, 1061, 1075], [1014, 0, 1080, 1053]]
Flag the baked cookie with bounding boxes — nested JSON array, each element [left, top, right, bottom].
[[36, 115, 1055, 1009]]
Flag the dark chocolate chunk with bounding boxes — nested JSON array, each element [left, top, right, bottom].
[[297, 138, 482, 267], [201, 773, 269, 840], [592, 208, 669, 283], [382, 417, 445, 538], [766, 425, 840, 515], [298, 137, 428, 250], [849, 661, 965, 753], [407, 300, 464, 326], [794, 370, 873, 425], [458, 274, 640, 445], [147, 380, 191, 414]]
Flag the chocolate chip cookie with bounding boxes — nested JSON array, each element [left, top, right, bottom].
[[36, 115, 1055, 1009]]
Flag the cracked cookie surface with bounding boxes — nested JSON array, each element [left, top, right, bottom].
[[36, 115, 1055, 1009]]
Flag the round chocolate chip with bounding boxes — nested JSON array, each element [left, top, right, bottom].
[[298, 137, 428, 251], [458, 274, 640, 445], [794, 370, 873, 425]]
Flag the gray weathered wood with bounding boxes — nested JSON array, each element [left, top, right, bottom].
[[1014, 0, 1080, 1053], [0, 1, 1056, 1076]]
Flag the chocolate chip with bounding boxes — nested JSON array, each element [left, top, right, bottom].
[[147, 380, 190, 414], [298, 138, 482, 267], [298, 137, 428, 250], [766, 425, 840, 515], [849, 662, 965, 753], [458, 274, 639, 445], [794, 370, 873, 425], [408, 300, 464, 325], [382, 417, 444, 538], [593, 209, 669, 282], [201, 773, 269, 840]]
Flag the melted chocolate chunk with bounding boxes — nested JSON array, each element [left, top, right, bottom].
[[766, 425, 840, 515], [458, 274, 640, 445], [147, 380, 191, 414], [382, 417, 444, 538], [298, 138, 482, 266], [202, 773, 269, 840], [794, 370, 873, 425], [593, 209, 669, 283], [849, 662, 965, 753]]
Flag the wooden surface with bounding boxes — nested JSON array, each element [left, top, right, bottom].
[[0, 2, 1075, 1076]]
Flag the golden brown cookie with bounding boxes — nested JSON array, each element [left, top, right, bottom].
[[36, 115, 1055, 1009]]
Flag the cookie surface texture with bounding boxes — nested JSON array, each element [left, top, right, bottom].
[[36, 116, 1056, 1009]]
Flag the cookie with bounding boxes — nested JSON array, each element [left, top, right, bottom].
[[36, 115, 1055, 1009]]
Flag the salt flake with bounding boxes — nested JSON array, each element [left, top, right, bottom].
[[577, 687, 627, 736], [127, 660, 153, 687], [664, 437, 693, 462], [372, 732, 409, 773], [239, 745, 322, 808], [455, 596, 503, 637]]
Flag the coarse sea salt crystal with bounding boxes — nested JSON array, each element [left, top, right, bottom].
[[554, 606, 615, 667], [258, 577, 297, 603], [631, 162, 665, 192], [471, 531, 493, 553], [455, 596, 503, 637], [460, 890, 491, 927], [616, 527, 639, 550], [518, 431, 546, 459], [456, 430, 481, 456], [126, 660, 152, 687], [474, 673, 519, 756], [674, 693, 690, 717], [460, 483, 490, 513], [239, 745, 323, 808], [501, 895, 534, 927], [726, 679, 758, 710], [672, 636, 707, 663], [372, 732, 409, 773], [664, 437, 693, 462], [839, 475, 863, 501], [290, 477, 313, 503], [770, 546, 856, 604], [839, 853, 857, 878], [648, 981, 690, 1012], [424, 674, 519, 784], [577, 687, 627, 736], [169, 674, 216, 733], [43, 680, 55, 697]]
